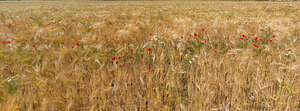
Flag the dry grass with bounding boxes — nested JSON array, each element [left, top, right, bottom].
[[0, 1, 300, 111]]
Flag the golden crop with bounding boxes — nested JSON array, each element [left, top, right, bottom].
[[0, 1, 300, 111]]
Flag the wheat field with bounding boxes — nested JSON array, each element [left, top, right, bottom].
[[0, 1, 300, 111]]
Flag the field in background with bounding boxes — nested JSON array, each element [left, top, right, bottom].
[[0, 1, 300, 110]]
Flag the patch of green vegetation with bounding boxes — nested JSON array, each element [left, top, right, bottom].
[[6, 80, 18, 94]]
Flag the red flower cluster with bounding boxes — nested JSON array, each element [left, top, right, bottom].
[[242, 34, 248, 38], [112, 56, 121, 65], [240, 34, 248, 40], [240, 33, 275, 49], [253, 44, 259, 48], [47, 17, 56, 26], [1, 41, 11, 44], [72, 42, 80, 48], [254, 37, 258, 41]]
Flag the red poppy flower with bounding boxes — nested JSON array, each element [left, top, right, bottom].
[[259, 38, 263, 41], [116, 61, 119, 64], [75, 43, 80, 46], [130, 49, 134, 53], [194, 33, 198, 37], [254, 37, 258, 41], [246, 39, 249, 40], [118, 56, 121, 60], [253, 44, 259, 48], [240, 37, 244, 40], [147, 48, 151, 52], [51, 18, 53, 21], [72, 46, 74, 48], [269, 40, 272, 42], [181, 36, 184, 39], [242, 34, 247, 38], [148, 66, 152, 70], [1, 41, 11, 44], [201, 28, 205, 31], [112, 57, 116, 61], [203, 40, 207, 43]]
